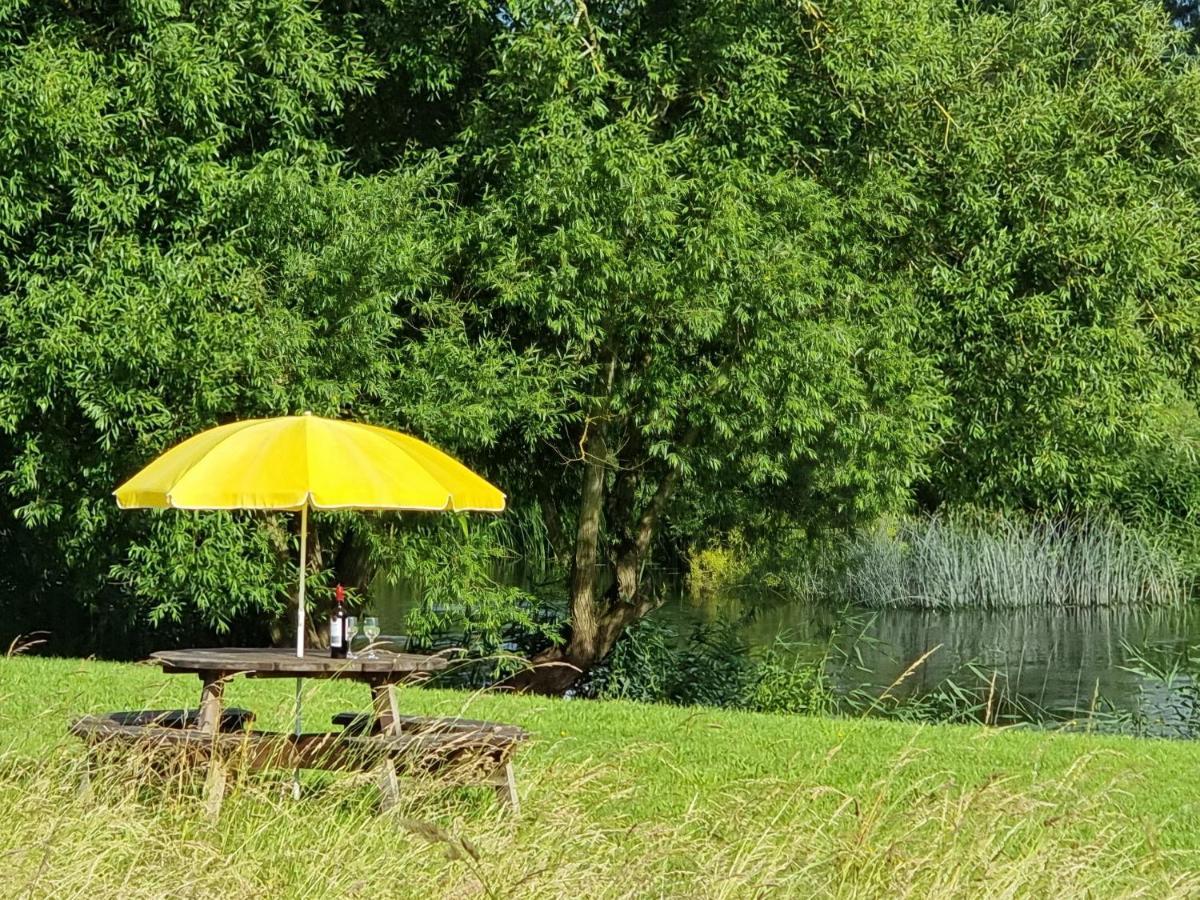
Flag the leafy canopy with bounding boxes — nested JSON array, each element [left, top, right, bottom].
[[1, 0, 1198, 662]]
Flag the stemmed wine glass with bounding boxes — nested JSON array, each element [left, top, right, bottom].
[[345, 616, 359, 660], [362, 616, 380, 660]]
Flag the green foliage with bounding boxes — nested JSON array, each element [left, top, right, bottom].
[[0, 2, 546, 652], [3, 0, 1200, 663], [361, 514, 560, 666], [111, 512, 290, 631], [622, 0, 1200, 516], [750, 642, 836, 717], [663, 624, 760, 708], [810, 0, 1200, 512], [581, 619, 679, 703], [1121, 638, 1200, 739], [686, 531, 752, 599], [0, 0, 383, 648], [584, 620, 833, 716]]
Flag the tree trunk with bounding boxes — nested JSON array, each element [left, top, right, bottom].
[[509, 586, 662, 694], [508, 456, 687, 693], [504, 337, 696, 694], [507, 416, 610, 693]]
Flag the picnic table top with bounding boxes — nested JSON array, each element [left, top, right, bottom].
[[150, 647, 450, 678]]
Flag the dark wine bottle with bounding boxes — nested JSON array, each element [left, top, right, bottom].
[[329, 584, 348, 659]]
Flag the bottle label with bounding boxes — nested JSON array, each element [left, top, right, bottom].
[[330, 619, 343, 647]]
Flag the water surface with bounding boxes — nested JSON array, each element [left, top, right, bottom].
[[375, 579, 1200, 738], [657, 597, 1200, 736]]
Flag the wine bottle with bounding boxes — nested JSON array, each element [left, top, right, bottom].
[[329, 584, 348, 659]]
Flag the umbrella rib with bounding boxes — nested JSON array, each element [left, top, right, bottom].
[[157, 420, 262, 508], [307, 421, 452, 511], [347, 422, 477, 510], [361, 424, 456, 509], [300, 414, 313, 509]]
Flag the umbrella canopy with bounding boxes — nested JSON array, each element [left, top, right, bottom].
[[115, 413, 505, 513], [115, 413, 505, 657]]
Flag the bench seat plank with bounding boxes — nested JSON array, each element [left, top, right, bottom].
[[332, 711, 528, 741], [102, 708, 254, 732], [70, 716, 523, 774]]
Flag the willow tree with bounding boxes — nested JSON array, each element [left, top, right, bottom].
[[799, 0, 1200, 514], [604, 0, 1200, 517], [457, 22, 942, 691], [0, 2, 377, 648]]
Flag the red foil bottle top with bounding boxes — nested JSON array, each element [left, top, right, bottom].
[[335, 583, 345, 604]]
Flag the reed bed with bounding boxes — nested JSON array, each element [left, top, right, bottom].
[[843, 514, 1191, 609]]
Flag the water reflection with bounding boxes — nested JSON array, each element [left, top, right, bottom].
[[375, 575, 1200, 738], [826, 607, 1192, 703], [656, 596, 1200, 736]]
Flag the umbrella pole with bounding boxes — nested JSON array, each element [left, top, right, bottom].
[[293, 504, 308, 800], [296, 504, 307, 658]]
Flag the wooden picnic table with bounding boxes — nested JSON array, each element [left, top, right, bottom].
[[151, 647, 450, 737], [70, 647, 525, 817]]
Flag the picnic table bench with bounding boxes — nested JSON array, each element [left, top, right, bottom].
[[69, 648, 527, 817]]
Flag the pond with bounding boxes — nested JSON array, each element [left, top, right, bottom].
[[660, 596, 1200, 736], [374, 580, 1200, 739]]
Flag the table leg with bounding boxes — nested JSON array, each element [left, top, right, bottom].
[[203, 758, 227, 819], [196, 670, 227, 815], [490, 762, 520, 815], [196, 671, 225, 734], [370, 679, 402, 736], [78, 751, 93, 799], [377, 760, 401, 813], [370, 679, 402, 812]]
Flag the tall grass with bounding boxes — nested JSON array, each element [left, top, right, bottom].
[[582, 617, 1133, 733], [5, 656, 1200, 897], [843, 514, 1191, 609], [3, 729, 1197, 897], [581, 621, 836, 717], [1119, 638, 1200, 740]]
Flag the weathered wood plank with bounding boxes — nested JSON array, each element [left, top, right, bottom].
[[104, 708, 255, 732], [203, 758, 227, 818], [332, 711, 528, 741], [77, 754, 93, 799], [69, 716, 524, 813], [70, 718, 521, 772], [151, 647, 448, 678], [196, 673, 225, 734], [491, 762, 520, 814], [377, 761, 401, 813], [369, 681, 403, 736]]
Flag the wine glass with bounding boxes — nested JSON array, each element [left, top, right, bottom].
[[362, 616, 380, 660], [345, 616, 359, 660]]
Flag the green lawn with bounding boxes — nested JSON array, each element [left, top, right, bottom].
[[2, 655, 1199, 898]]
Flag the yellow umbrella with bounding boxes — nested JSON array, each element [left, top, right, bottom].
[[115, 412, 505, 657]]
